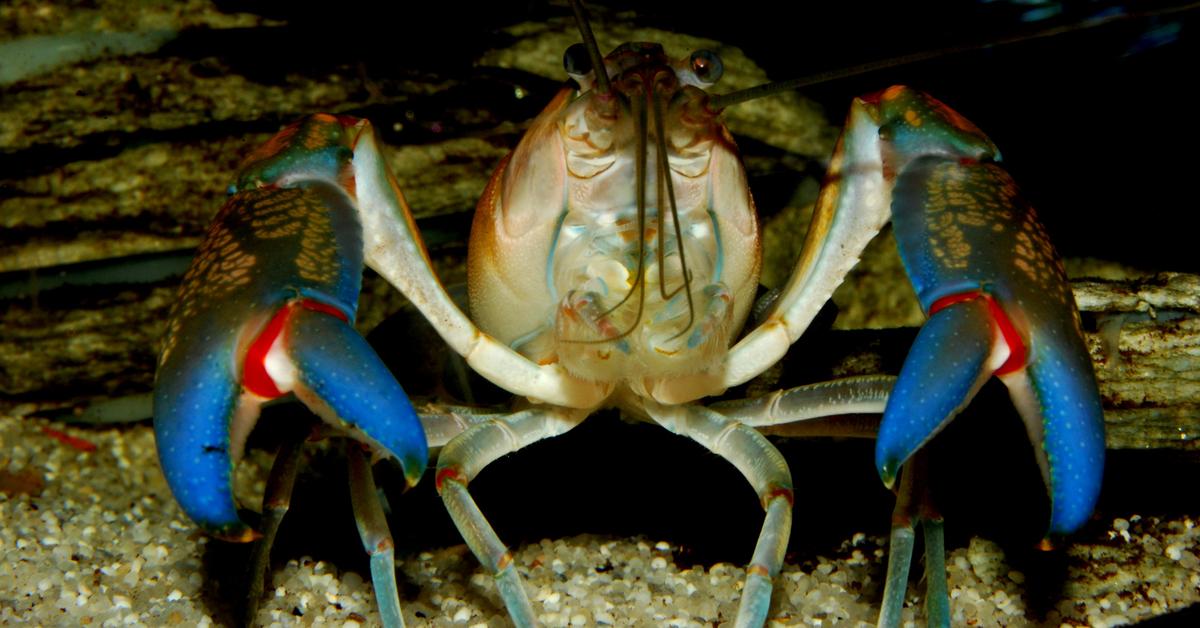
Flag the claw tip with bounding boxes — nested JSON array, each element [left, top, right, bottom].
[[401, 455, 426, 491], [877, 460, 898, 490]]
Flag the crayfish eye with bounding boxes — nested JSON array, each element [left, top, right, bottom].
[[689, 49, 723, 85], [563, 43, 593, 77]]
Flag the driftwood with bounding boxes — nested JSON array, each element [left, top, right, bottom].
[[1075, 275, 1200, 450]]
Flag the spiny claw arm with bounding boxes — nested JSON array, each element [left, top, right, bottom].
[[736, 87, 1105, 625], [724, 99, 893, 388], [346, 126, 611, 408]]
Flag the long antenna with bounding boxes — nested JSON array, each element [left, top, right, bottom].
[[569, 0, 611, 94], [710, 1, 1200, 109], [652, 95, 696, 342]]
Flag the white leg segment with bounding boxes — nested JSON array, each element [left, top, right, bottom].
[[347, 445, 406, 628], [721, 101, 892, 390], [436, 406, 590, 627], [418, 407, 508, 449], [348, 122, 610, 409], [645, 401, 793, 627], [710, 375, 894, 428]]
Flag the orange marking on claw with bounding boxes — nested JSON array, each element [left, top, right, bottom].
[[930, 100, 984, 136], [861, 85, 904, 106], [302, 116, 338, 149], [814, 181, 839, 222], [242, 123, 300, 166], [339, 163, 357, 199], [927, 291, 978, 312], [297, 299, 349, 322]]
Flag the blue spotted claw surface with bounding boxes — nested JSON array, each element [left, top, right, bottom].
[[866, 87, 1105, 536], [153, 114, 428, 541]]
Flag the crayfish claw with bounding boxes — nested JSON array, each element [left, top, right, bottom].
[[875, 296, 996, 488], [874, 86, 1106, 537], [154, 333, 260, 538]]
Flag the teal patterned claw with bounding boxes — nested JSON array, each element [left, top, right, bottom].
[[866, 87, 1105, 538], [154, 115, 428, 625], [794, 86, 1106, 626]]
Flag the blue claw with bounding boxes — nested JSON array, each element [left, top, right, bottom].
[[867, 86, 1105, 536], [154, 114, 428, 541], [154, 323, 252, 540], [1019, 325, 1107, 534], [285, 306, 428, 487], [876, 298, 995, 488]]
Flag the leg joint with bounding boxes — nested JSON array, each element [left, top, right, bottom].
[[495, 550, 514, 573], [746, 563, 772, 578], [761, 482, 795, 509], [435, 465, 468, 493]]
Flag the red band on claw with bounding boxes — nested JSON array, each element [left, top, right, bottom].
[[297, 298, 349, 322], [243, 299, 350, 398], [929, 291, 1028, 376]]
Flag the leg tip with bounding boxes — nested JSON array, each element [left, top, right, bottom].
[[211, 521, 262, 543]]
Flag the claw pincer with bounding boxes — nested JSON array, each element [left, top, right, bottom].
[[868, 87, 1105, 536], [154, 114, 427, 541]]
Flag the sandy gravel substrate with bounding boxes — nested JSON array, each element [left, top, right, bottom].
[[2, 415, 1198, 627]]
